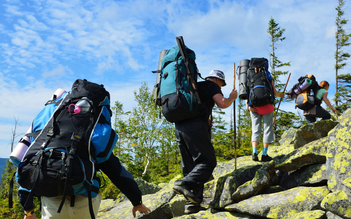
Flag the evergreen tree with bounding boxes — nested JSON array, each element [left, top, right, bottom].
[[267, 17, 300, 140], [0, 121, 41, 218], [267, 17, 290, 86], [335, 0, 351, 109], [211, 106, 233, 160], [236, 99, 252, 156], [335, 74, 351, 112]]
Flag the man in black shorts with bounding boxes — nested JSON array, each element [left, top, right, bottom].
[[173, 70, 237, 214]]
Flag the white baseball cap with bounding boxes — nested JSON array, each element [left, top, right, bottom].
[[205, 70, 226, 86]]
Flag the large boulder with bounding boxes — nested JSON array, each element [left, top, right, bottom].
[[293, 120, 338, 148], [114, 178, 163, 204], [225, 186, 330, 218], [282, 210, 326, 219], [321, 190, 351, 219], [97, 178, 180, 219], [279, 127, 297, 146], [275, 136, 328, 172], [97, 110, 351, 218], [326, 108, 351, 193], [231, 161, 276, 202], [279, 163, 328, 189], [204, 161, 262, 209]]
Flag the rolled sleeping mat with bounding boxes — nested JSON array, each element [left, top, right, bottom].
[[294, 78, 312, 95], [9, 88, 67, 166], [10, 126, 32, 166], [239, 59, 250, 99]]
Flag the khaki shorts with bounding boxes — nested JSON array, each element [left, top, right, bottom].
[[41, 194, 101, 219]]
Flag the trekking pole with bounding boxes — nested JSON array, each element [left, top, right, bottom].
[[273, 72, 291, 126], [233, 62, 237, 172]]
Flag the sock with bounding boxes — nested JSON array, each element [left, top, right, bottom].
[[253, 148, 258, 155], [262, 147, 268, 156]]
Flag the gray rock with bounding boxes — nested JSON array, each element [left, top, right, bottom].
[[275, 137, 328, 172], [326, 108, 351, 194], [279, 127, 297, 146], [293, 120, 338, 149], [232, 161, 276, 202], [280, 163, 328, 189], [321, 190, 351, 219], [282, 210, 326, 219], [225, 186, 330, 218], [205, 162, 262, 209], [326, 211, 345, 219]]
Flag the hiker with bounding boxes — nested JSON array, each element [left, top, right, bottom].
[[303, 80, 340, 124], [13, 84, 151, 219], [173, 70, 237, 214], [20, 155, 151, 218], [245, 76, 284, 162]]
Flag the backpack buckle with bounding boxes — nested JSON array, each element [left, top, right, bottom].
[[71, 133, 82, 141]]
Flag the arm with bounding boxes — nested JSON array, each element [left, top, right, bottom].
[[213, 89, 237, 109], [97, 155, 151, 217], [17, 175, 36, 219], [19, 191, 36, 219], [322, 92, 340, 115], [272, 81, 284, 98]]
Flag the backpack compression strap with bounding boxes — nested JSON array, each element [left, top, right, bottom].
[[57, 112, 97, 218], [57, 127, 87, 213], [8, 172, 16, 208], [174, 53, 180, 107]]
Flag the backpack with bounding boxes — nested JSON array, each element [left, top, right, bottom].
[[16, 79, 117, 218], [156, 37, 201, 123], [246, 58, 275, 107], [286, 74, 322, 110]]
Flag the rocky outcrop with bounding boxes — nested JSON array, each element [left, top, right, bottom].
[[97, 109, 351, 219], [293, 120, 338, 149]]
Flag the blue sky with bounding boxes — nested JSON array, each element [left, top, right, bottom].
[[0, 0, 349, 158]]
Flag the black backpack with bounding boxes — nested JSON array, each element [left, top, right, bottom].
[[286, 74, 322, 110], [246, 58, 275, 107], [15, 79, 117, 219]]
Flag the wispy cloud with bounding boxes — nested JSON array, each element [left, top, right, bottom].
[[0, 0, 350, 157]]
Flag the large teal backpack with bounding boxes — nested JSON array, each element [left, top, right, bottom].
[[158, 43, 201, 123]]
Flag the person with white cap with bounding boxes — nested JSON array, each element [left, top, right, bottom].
[[173, 70, 237, 214]]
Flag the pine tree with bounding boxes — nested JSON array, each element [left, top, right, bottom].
[[267, 17, 300, 140], [335, 0, 351, 109], [267, 17, 290, 86], [0, 121, 41, 218], [236, 99, 253, 156], [211, 106, 234, 160]]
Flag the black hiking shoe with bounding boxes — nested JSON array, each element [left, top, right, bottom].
[[261, 155, 273, 162], [173, 185, 201, 204], [252, 153, 258, 161]]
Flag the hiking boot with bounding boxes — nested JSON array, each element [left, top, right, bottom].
[[173, 185, 201, 204], [252, 153, 258, 161], [261, 155, 273, 162]]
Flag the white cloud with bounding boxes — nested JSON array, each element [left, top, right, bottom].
[[4, 4, 24, 17], [42, 64, 72, 78]]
